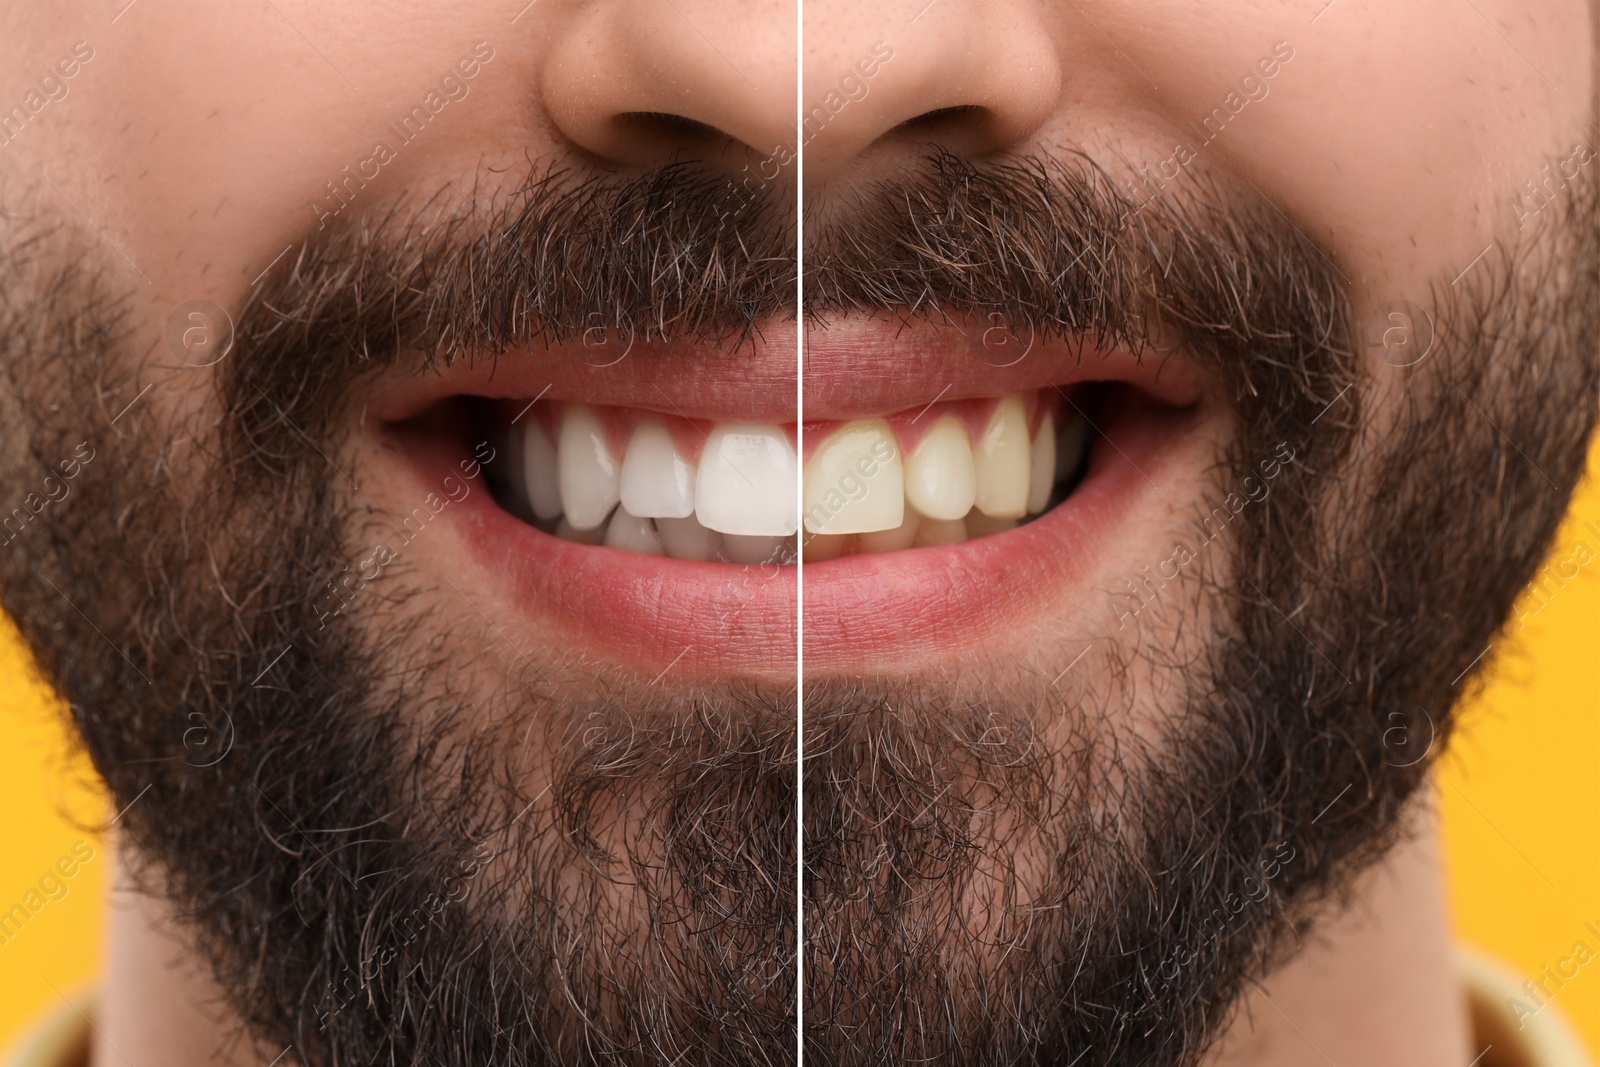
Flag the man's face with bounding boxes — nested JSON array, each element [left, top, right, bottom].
[[0, 2, 1594, 1066]]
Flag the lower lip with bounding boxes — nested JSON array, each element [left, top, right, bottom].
[[801, 397, 1196, 672], [383, 407, 796, 682], [460, 494, 798, 681]]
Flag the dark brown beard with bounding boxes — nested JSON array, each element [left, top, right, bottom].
[[0, 140, 1594, 1067], [0, 165, 800, 1067], [798, 150, 1600, 1065]]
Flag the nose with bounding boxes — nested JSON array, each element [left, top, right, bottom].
[[542, 0, 796, 172], [801, 0, 1061, 184]]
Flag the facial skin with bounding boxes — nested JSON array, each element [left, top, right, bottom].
[[0, 3, 1594, 1067], [798, 2, 1598, 1063]]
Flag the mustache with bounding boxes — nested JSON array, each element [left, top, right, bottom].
[[237, 148, 1349, 368], [228, 150, 1358, 472], [230, 162, 793, 424]]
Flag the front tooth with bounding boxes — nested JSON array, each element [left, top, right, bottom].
[[722, 534, 786, 565], [695, 424, 798, 536], [558, 405, 621, 530], [603, 506, 664, 555], [856, 508, 920, 553], [656, 514, 721, 562], [904, 417, 977, 521], [912, 516, 967, 547], [523, 422, 564, 521], [619, 422, 697, 519], [802, 420, 903, 535], [973, 396, 1030, 519], [1026, 410, 1056, 515]]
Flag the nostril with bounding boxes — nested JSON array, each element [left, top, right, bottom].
[[603, 111, 747, 166], [882, 104, 1013, 160], [615, 111, 725, 141], [894, 104, 985, 134]]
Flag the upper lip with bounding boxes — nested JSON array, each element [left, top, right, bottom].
[[365, 323, 798, 425], [803, 316, 1207, 419], [364, 316, 1206, 425]]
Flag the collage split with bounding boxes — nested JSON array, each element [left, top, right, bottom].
[[0, 2, 1598, 1066]]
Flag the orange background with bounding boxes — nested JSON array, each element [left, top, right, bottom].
[[1, 443, 1598, 1054]]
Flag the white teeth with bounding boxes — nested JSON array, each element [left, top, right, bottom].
[[903, 417, 976, 521], [802, 420, 903, 535], [912, 516, 968, 547], [557, 405, 621, 530], [1026, 409, 1056, 516], [656, 514, 722, 562], [723, 534, 786, 565], [603, 505, 665, 555], [498, 391, 1085, 559], [972, 396, 1031, 519], [696, 424, 798, 537], [523, 423, 564, 521], [619, 422, 697, 519], [855, 507, 921, 553]]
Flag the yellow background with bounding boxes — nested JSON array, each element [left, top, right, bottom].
[[1, 446, 1597, 1054]]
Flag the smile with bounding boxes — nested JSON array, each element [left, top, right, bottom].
[[364, 318, 1208, 678]]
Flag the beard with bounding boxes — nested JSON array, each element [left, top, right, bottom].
[[0, 142, 1595, 1067], [800, 152, 1600, 1063]]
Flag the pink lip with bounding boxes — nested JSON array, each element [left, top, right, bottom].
[[459, 488, 799, 681], [368, 324, 799, 425]]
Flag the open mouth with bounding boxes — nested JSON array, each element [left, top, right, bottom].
[[389, 385, 1104, 564], [486, 401, 802, 565], [366, 325, 1207, 676]]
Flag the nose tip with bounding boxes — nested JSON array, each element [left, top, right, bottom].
[[542, 0, 796, 171], [801, 2, 1061, 184]]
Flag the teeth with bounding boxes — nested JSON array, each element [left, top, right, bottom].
[[856, 508, 920, 553], [523, 423, 564, 521], [1026, 410, 1056, 516], [603, 505, 665, 555], [803, 533, 848, 562], [557, 405, 622, 530], [555, 517, 605, 545], [1057, 416, 1089, 485], [494, 391, 1090, 560], [498, 423, 536, 523], [696, 424, 798, 536], [619, 422, 697, 519], [656, 514, 722, 562], [973, 396, 1031, 519], [723, 534, 787, 565], [903, 417, 976, 521], [802, 420, 903, 535], [913, 516, 968, 547], [966, 513, 1018, 538]]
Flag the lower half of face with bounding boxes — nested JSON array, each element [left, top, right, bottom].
[[0, 142, 1596, 1067]]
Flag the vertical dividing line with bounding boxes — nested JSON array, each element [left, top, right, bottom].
[[793, 0, 806, 1061]]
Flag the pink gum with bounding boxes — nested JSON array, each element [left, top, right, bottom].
[[496, 386, 1072, 464], [498, 399, 798, 464]]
